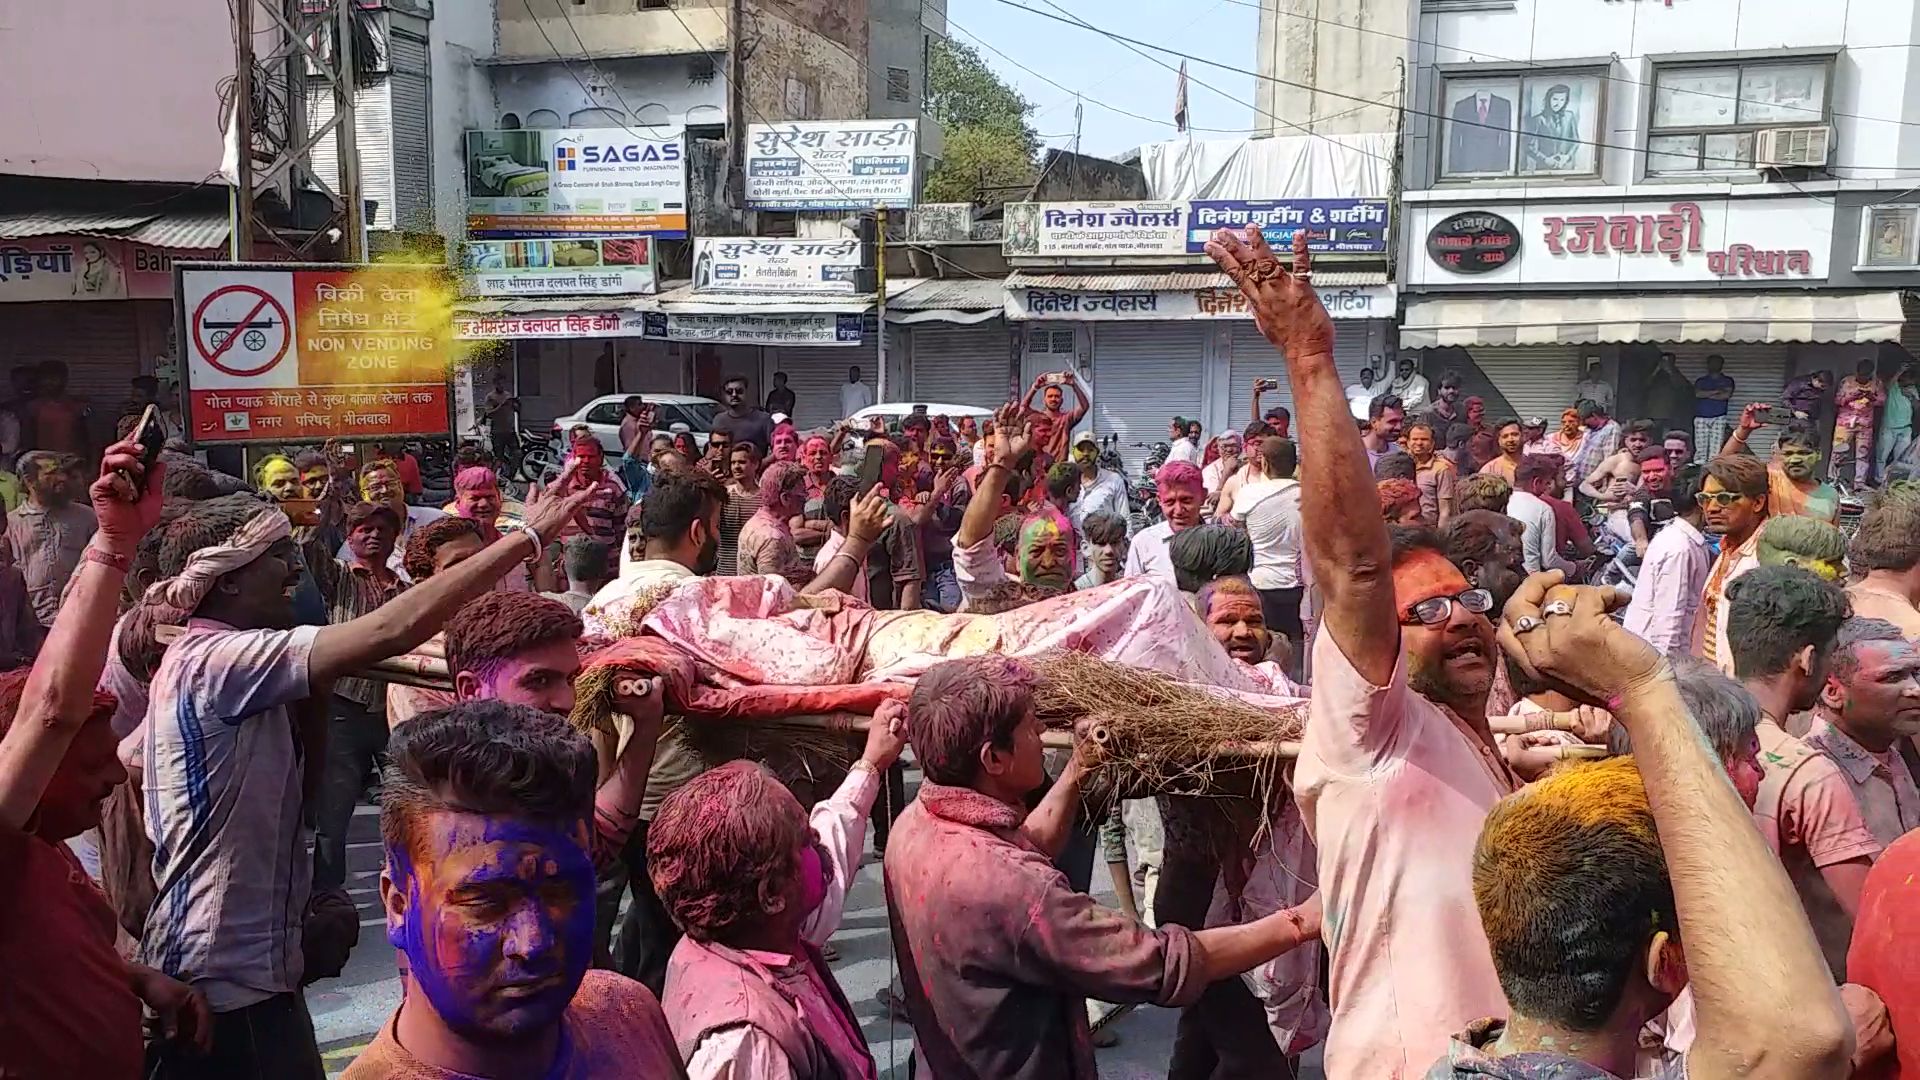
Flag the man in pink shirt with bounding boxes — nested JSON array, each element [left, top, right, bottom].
[[1207, 226, 1513, 1077], [1725, 564, 1884, 978]]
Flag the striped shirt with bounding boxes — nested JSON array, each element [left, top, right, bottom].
[[309, 550, 407, 707], [139, 620, 320, 1012]]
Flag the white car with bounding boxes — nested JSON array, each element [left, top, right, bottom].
[[546, 393, 722, 459], [847, 401, 995, 430]]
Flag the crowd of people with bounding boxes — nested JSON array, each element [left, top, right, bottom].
[[8, 227, 1920, 1080]]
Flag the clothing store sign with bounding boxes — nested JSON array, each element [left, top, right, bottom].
[[1404, 196, 1833, 286], [690, 237, 868, 295], [1005, 284, 1396, 321]]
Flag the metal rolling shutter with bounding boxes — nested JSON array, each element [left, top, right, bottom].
[[1226, 323, 1373, 430], [1903, 292, 1920, 359], [0, 301, 143, 441], [307, 84, 396, 230], [909, 322, 1015, 409], [769, 342, 878, 430], [1447, 346, 1584, 427], [387, 27, 433, 232], [1663, 342, 1789, 456], [1091, 322, 1208, 473]]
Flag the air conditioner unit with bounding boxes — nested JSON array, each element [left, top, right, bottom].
[[1755, 125, 1832, 168]]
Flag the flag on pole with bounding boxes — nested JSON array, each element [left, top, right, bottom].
[[1174, 61, 1189, 133]]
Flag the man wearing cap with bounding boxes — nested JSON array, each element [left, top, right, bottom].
[[1521, 415, 1557, 458], [1069, 432, 1129, 536]]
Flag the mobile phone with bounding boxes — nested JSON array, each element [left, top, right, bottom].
[[129, 404, 166, 493], [1257, 377, 1280, 391], [1045, 372, 1064, 386], [857, 444, 888, 494]]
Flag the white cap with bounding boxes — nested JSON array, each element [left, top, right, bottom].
[[771, 412, 791, 426]]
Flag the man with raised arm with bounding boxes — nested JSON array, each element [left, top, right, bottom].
[[1206, 226, 1514, 1077]]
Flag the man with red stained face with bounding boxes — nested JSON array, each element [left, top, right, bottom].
[[1205, 224, 1518, 1076], [546, 436, 632, 555], [1122, 459, 1205, 584], [348, 703, 687, 1080]]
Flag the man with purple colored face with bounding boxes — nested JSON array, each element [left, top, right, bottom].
[[650, 700, 910, 1079], [344, 702, 687, 1080], [1123, 459, 1205, 585], [454, 466, 534, 592]]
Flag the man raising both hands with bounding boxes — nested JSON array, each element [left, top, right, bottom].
[[1206, 226, 1513, 1077]]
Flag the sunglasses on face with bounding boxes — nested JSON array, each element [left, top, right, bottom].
[[1400, 588, 1495, 627], [1695, 491, 1748, 508]]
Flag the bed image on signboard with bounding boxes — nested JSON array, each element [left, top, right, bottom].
[[471, 155, 550, 198], [465, 130, 553, 199]]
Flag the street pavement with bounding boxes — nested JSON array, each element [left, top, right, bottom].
[[310, 789, 1322, 1079]]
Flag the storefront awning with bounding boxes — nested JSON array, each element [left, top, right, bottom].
[[0, 207, 230, 250], [653, 282, 874, 315], [886, 277, 1005, 325], [1401, 291, 1906, 349]]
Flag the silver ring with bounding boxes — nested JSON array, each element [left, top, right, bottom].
[[1543, 600, 1575, 618], [1514, 616, 1545, 634]]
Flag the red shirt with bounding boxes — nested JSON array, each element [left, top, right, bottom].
[[1850, 829, 1920, 1078], [0, 824, 143, 1079]]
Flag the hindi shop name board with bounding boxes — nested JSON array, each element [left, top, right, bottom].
[[1005, 283, 1396, 321], [641, 311, 864, 347], [1407, 196, 1835, 287], [465, 128, 688, 239], [178, 263, 453, 445], [461, 237, 657, 298], [0, 237, 208, 303], [454, 311, 644, 340], [1186, 199, 1391, 255], [744, 120, 919, 211], [1426, 211, 1521, 275], [1002, 202, 1188, 258], [691, 237, 867, 296]]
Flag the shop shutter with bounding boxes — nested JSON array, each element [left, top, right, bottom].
[[1902, 292, 1920, 360], [1444, 346, 1585, 429], [769, 341, 878, 431], [1226, 323, 1374, 431], [1663, 342, 1790, 456], [1090, 322, 1208, 474], [387, 27, 434, 232], [0, 301, 143, 444], [306, 84, 397, 230], [909, 322, 1015, 410]]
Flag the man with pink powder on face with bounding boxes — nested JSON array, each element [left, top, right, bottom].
[[1123, 459, 1205, 585], [343, 702, 688, 1080]]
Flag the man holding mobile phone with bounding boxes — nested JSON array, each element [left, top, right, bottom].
[[1021, 371, 1088, 467]]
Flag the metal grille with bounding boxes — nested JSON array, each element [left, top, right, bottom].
[[1227, 323, 1374, 431], [387, 27, 433, 231], [886, 67, 911, 103]]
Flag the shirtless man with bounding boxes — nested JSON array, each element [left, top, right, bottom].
[[1579, 418, 1655, 509]]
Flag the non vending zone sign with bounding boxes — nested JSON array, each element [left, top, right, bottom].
[[177, 263, 454, 444]]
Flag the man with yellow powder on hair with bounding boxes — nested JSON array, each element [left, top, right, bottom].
[[1432, 571, 1852, 1079]]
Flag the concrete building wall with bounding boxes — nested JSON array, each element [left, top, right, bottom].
[[1254, 0, 1413, 136], [1405, 0, 1920, 190], [491, 55, 728, 131], [496, 0, 727, 62], [430, 0, 497, 254], [740, 0, 869, 122], [0, 0, 233, 182]]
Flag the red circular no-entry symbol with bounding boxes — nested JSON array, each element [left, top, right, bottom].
[[192, 284, 293, 378]]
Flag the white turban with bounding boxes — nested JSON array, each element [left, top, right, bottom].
[[141, 507, 294, 624]]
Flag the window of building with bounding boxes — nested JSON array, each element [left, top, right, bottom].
[[887, 66, 911, 103], [639, 0, 673, 8], [1027, 328, 1076, 356], [784, 77, 818, 120], [1646, 59, 1830, 174], [1436, 70, 1605, 181]]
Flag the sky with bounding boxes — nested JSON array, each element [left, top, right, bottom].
[[942, 0, 1260, 159]]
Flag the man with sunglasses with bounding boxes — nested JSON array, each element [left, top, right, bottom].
[[1695, 454, 1770, 674], [1205, 226, 1515, 1078], [710, 374, 774, 457]]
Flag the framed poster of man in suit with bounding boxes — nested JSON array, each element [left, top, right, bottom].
[[1443, 78, 1518, 176]]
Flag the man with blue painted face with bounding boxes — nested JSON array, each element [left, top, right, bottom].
[[345, 702, 687, 1079]]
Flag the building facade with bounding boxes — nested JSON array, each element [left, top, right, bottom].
[[1397, 0, 1920, 445]]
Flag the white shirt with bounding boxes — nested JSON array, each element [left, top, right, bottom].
[[1069, 468, 1130, 533], [1506, 490, 1571, 575], [1345, 383, 1379, 421], [840, 380, 875, 420], [1622, 515, 1712, 654], [1230, 478, 1303, 591], [1122, 520, 1178, 583], [1167, 437, 1202, 467], [1389, 373, 1430, 412]]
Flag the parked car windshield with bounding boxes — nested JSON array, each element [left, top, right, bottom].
[[666, 402, 720, 428]]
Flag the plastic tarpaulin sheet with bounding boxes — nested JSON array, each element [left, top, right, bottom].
[[1135, 133, 1395, 202]]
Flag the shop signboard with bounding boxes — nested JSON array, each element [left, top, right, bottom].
[[454, 311, 643, 340], [464, 128, 688, 239], [1003, 201, 1188, 258], [744, 120, 919, 210], [177, 262, 453, 444], [640, 310, 864, 346], [1426, 211, 1522, 274], [1186, 199, 1391, 255], [461, 237, 657, 297], [1407, 196, 1834, 286], [1005, 283, 1396, 321], [691, 237, 866, 295], [0, 238, 207, 302]]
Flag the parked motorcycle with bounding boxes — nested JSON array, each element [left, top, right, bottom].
[[1125, 438, 1170, 531]]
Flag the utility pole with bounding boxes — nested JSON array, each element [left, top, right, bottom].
[[875, 205, 889, 401], [230, 0, 365, 259], [726, 0, 748, 206]]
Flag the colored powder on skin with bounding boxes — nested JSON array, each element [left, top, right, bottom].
[[391, 814, 594, 1038]]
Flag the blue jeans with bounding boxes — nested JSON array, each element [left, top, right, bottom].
[[923, 562, 960, 612]]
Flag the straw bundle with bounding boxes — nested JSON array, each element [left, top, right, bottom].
[[1026, 651, 1309, 803]]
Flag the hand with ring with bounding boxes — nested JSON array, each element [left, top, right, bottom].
[[1497, 570, 1663, 706]]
